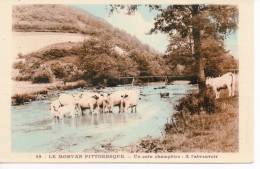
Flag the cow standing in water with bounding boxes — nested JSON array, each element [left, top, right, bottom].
[[206, 72, 237, 99], [121, 90, 140, 113]]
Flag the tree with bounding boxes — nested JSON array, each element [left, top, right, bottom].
[[108, 4, 238, 96], [165, 33, 238, 77]]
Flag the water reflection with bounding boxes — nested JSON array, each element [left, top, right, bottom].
[[54, 112, 138, 128]]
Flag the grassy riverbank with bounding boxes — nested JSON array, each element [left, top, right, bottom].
[[11, 80, 87, 105], [122, 96, 238, 153]]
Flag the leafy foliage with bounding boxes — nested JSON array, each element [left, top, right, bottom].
[[165, 34, 238, 77], [176, 87, 217, 115], [32, 70, 52, 83]]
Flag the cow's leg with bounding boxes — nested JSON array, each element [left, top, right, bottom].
[[227, 85, 232, 97], [109, 104, 113, 113], [119, 102, 124, 113], [90, 105, 93, 114], [102, 104, 105, 113], [215, 88, 220, 99], [53, 116, 57, 123], [58, 113, 63, 120], [216, 92, 220, 99], [70, 111, 74, 118], [232, 87, 235, 97], [81, 108, 85, 116], [232, 83, 235, 96], [100, 107, 103, 113], [107, 104, 111, 113], [125, 103, 129, 113], [118, 105, 121, 113], [96, 105, 100, 114], [213, 88, 219, 99], [99, 104, 103, 113]]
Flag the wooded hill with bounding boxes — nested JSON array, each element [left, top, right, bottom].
[[13, 4, 170, 86]]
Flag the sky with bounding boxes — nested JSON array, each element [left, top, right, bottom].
[[72, 4, 238, 57]]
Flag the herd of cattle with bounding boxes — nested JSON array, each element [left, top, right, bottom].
[[50, 89, 140, 119], [49, 72, 238, 120]]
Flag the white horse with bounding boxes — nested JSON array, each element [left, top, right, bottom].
[[206, 72, 237, 99]]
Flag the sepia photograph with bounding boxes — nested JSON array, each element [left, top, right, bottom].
[[0, 0, 254, 163], [10, 3, 240, 153]]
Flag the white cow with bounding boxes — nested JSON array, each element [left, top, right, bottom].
[[57, 103, 82, 118], [206, 72, 236, 99], [77, 92, 100, 114], [107, 90, 126, 113], [97, 93, 109, 113], [50, 100, 62, 119], [72, 93, 84, 102], [121, 90, 140, 113]]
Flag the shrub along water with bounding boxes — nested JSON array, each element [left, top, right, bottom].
[[125, 89, 238, 153], [176, 87, 217, 115]]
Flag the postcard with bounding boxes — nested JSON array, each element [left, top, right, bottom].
[[0, 0, 253, 163]]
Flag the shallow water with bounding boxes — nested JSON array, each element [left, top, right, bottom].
[[11, 84, 195, 153]]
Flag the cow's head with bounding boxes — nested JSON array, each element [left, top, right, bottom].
[[121, 94, 128, 98], [92, 95, 99, 100], [79, 93, 83, 98]]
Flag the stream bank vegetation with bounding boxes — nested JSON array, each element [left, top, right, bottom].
[[121, 89, 238, 153]]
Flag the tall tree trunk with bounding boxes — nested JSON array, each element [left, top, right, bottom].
[[191, 5, 206, 96]]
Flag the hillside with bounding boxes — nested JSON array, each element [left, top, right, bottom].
[[12, 4, 170, 86]]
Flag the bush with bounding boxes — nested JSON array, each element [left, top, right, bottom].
[[176, 87, 217, 115], [13, 61, 25, 70], [63, 64, 83, 82], [57, 80, 87, 90], [42, 49, 67, 59], [50, 62, 65, 79], [88, 74, 120, 87], [14, 74, 32, 81], [64, 72, 83, 82], [12, 94, 36, 105], [32, 70, 52, 83], [99, 75, 120, 87], [164, 88, 219, 135]]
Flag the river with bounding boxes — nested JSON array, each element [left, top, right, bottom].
[[11, 83, 195, 153]]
